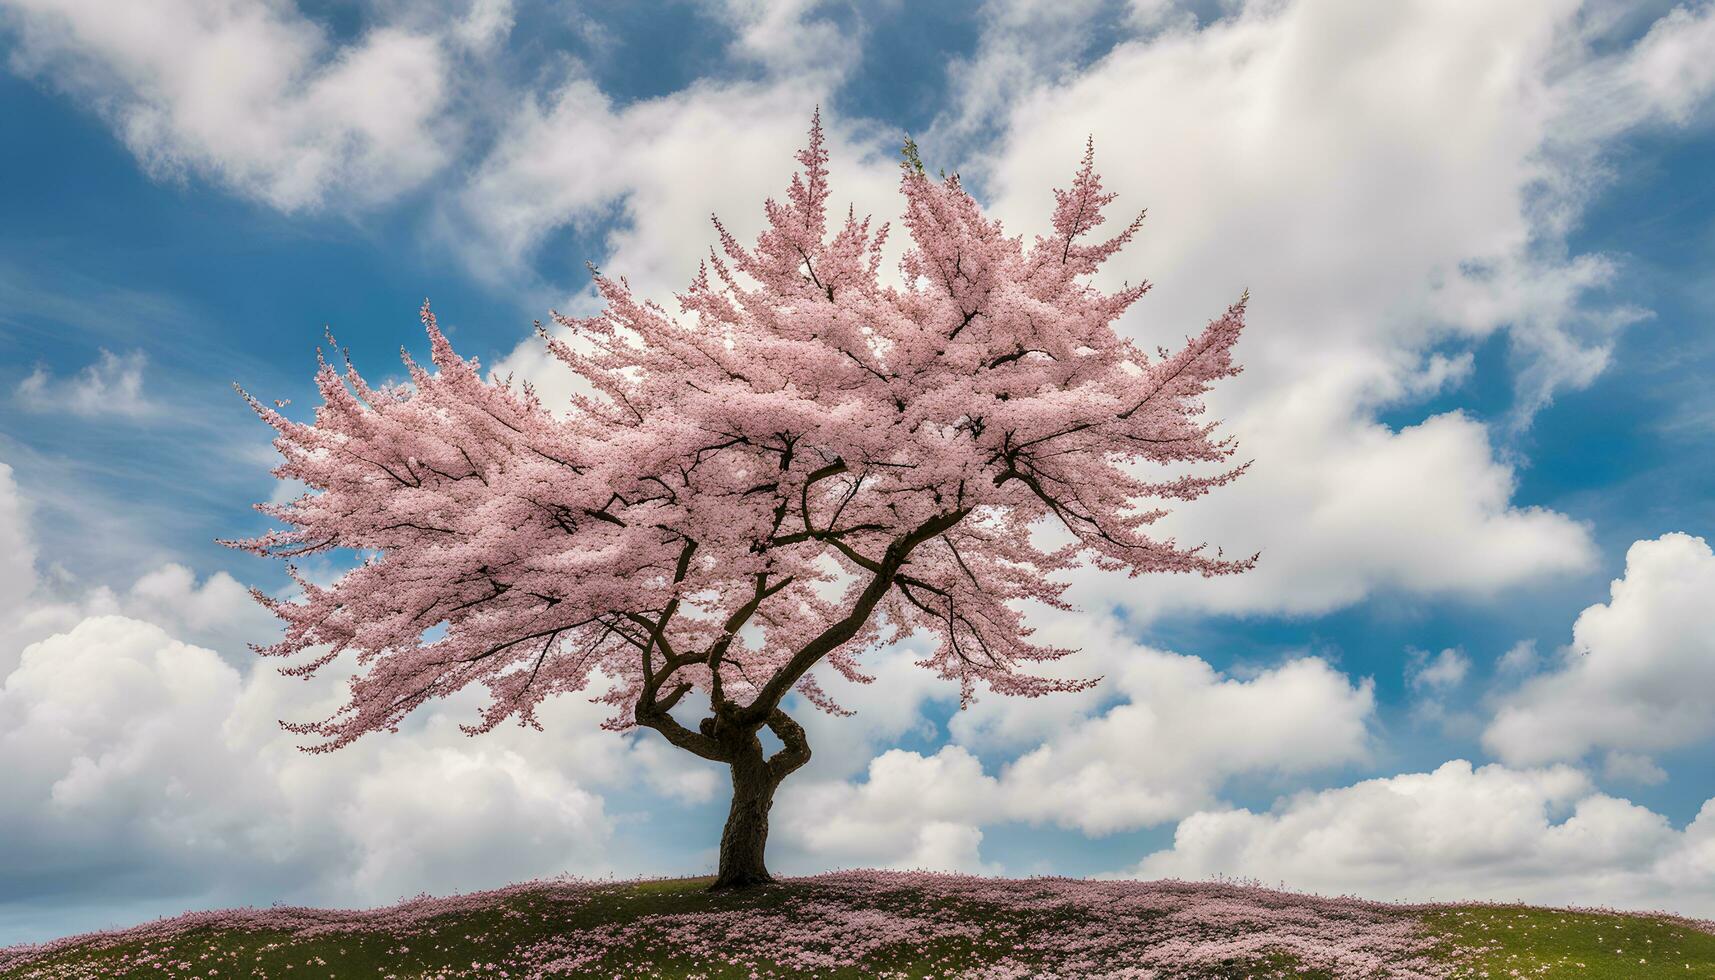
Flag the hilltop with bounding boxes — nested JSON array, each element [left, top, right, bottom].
[[4, 871, 1714, 978]]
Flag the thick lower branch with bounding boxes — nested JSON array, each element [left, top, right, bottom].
[[634, 701, 728, 763], [765, 707, 811, 782]]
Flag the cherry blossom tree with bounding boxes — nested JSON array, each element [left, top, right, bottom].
[[228, 113, 1255, 891]]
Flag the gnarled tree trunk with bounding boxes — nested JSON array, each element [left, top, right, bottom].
[[712, 749, 779, 890], [707, 708, 812, 892]]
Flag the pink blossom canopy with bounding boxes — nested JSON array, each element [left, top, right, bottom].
[[229, 114, 1253, 753]]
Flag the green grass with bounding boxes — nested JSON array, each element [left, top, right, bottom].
[[4, 878, 1713, 978], [1426, 905, 1715, 978]]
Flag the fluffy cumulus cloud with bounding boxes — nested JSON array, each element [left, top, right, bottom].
[[1000, 649, 1373, 835], [0, 462, 718, 940], [1083, 532, 1715, 914], [1129, 526, 1715, 912], [959, 0, 1715, 618], [0, 0, 462, 209], [977, 0, 1707, 392], [773, 625, 1375, 870], [777, 746, 1004, 874], [0, 613, 724, 934], [1484, 532, 1715, 769], [0, 530, 278, 676], [1133, 760, 1715, 916], [1111, 409, 1595, 617], [0, 617, 619, 906]]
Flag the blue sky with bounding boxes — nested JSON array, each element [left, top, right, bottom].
[[3, 0, 1715, 946]]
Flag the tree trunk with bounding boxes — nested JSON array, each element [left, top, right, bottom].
[[710, 750, 778, 891]]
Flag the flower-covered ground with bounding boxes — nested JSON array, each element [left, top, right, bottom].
[[3, 871, 1713, 979]]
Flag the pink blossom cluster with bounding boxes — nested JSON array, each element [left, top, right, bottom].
[[223, 112, 1254, 758]]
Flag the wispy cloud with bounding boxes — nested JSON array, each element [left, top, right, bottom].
[[15, 349, 152, 418]]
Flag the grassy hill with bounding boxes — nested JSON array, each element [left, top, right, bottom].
[[3, 871, 1713, 979]]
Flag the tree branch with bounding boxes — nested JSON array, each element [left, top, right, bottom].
[[737, 506, 971, 725], [765, 707, 811, 782]]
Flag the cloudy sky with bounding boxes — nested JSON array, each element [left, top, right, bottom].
[[3, 0, 1715, 946]]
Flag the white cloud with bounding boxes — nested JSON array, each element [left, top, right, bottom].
[[1602, 751, 1668, 787], [451, 0, 515, 55], [1000, 646, 1373, 835], [1132, 759, 1715, 916], [977, 0, 1620, 368], [0, 612, 726, 918], [0, 456, 720, 936], [701, 0, 860, 78], [0, 464, 37, 624], [791, 640, 954, 780], [0, 617, 619, 905], [459, 77, 896, 292], [0, 0, 455, 210], [1408, 648, 1470, 692], [957, 0, 1715, 618], [14, 349, 150, 417], [1484, 532, 1715, 767], [776, 620, 1374, 867], [0, 559, 278, 676], [775, 746, 1003, 873], [942, 606, 1375, 759], [122, 564, 254, 636], [928, 0, 1123, 151], [326, 736, 608, 899], [1093, 408, 1597, 617], [1498, 639, 1542, 675]]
